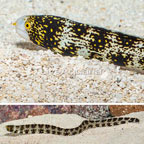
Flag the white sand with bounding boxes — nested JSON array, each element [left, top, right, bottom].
[[0, 112, 143, 144], [0, 0, 144, 103]]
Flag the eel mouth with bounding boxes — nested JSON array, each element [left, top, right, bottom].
[[12, 16, 30, 40]]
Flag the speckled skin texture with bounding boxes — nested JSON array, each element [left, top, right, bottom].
[[6, 117, 139, 136], [0, 0, 144, 103], [24, 15, 144, 70], [0, 112, 144, 144]]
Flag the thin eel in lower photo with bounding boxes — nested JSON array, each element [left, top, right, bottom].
[[6, 117, 139, 136]]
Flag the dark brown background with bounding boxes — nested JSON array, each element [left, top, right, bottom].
[[0, 105, 144, 123]]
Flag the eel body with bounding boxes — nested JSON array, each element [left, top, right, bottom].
[[6, 117, 139, 136], [14, 15, 144, 71]]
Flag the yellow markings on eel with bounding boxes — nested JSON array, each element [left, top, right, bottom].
[[14, 15, 144, 71], [44, 25, 48, 27], [12, 22, 16, 26], [50, 28, 53, 32], [77, 28, 81, 31]]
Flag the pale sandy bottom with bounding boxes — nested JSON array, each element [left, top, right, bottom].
[[0, 0, 144, 103], [0, 112, 144, 144]]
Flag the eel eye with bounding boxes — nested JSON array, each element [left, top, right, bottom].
[[25, 22, 31, 29]]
